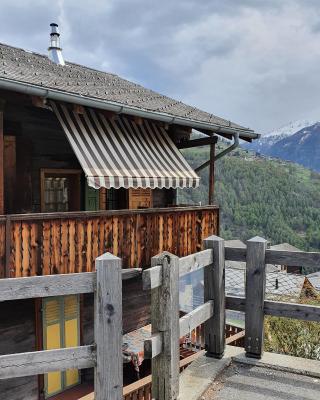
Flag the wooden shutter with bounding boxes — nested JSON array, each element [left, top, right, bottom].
[[43, 298, 63, 396], [43, 296, 80, 397], [85, 184, 100, 211], [64, 295, 80, 387]]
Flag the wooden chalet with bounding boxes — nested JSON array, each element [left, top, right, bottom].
[[0, 24, 258, 399]]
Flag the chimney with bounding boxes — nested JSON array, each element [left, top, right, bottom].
[[48, 23, 65, 66]]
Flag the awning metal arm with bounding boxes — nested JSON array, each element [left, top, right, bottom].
[[194, 132, 240, 173]]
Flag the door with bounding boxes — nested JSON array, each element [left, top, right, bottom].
[[43, 295, 80, 398]]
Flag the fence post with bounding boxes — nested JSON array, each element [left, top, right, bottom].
[[94, 252, 122, 400], [151, 252, 180, 400], [203, 235, 226, 359], [245, 236, 267, 359]]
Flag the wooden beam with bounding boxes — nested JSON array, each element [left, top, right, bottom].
[[0, 272, 96, 301], [0, 268, 141, 301], [226, 295, 245, 312], [204, 235, 225, 359], [5, 216, 11, 277], [0, 99, 4, 215], [226, 295, 320, 322], [31, 96, 47, 108], [142, 264, 162, 290], [176, 136, 218, 149], [224, 244, 320, 269], [73, 104, 85, 114], [179, 249, 213, 277], [266, 249, 320, 269], [2, 205, 219, 222], [264, 300, 320, 322], [0, 345, 95, 379], [150, 252, 180, 400], [245, 236, 267, 359], [144, 300, 214, 359], [142, 249, 213, 290], [179, 300, 214, 338], [94, 253, 123, 400], [208, 143, 215, 205]]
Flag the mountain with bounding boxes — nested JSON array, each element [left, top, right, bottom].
[[180, 144, 320, 258], [268, 123, 320, 172], [243, 120, 320, 172], [265, 119, 318, 138]]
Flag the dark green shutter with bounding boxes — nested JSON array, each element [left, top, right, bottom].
[[85, 184, 100, 211]]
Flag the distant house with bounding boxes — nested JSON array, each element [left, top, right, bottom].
[[225, 268, 317, 302], [307, 271, 320, 294]]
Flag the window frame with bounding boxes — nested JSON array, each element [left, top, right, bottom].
[[40, 169, 82, 212]]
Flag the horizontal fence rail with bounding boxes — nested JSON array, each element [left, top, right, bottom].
[[225, 243, 320, 269], [0, 345, 95, 379], [0, 268, 141, 302], [142, 249, 213, 290], [226, 296, 320, 322], [144, 300, 214, 359]]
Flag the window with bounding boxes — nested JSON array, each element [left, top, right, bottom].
[[40, 169, 81, 212], [44, 177, 69, 212], [42, 295, 80, 398]]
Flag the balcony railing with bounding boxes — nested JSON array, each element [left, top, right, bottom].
[[0, 205, 219, 278]]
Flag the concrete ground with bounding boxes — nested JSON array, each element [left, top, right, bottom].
[[179, 346, 320, 400], [201, 363, 320, 400]]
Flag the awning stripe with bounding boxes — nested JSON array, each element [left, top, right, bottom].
[[51, 101, 200, 189]]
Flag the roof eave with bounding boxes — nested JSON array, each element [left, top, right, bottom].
[[0, 77, 260, 140]]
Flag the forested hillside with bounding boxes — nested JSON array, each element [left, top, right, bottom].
[[179, 144, 320, 252]]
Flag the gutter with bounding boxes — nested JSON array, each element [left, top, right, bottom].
[[0, 78, 259, 140], [195, 132, 239, 173]]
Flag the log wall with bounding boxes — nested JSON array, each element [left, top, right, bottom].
[[0, 299, 38, 400]]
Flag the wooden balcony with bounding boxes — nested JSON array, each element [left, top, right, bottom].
[[0, 205, 219, 278]]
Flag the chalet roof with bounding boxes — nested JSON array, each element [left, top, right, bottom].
[[225, 268, 306, 301], [0, 43, 258, 140], [225, 260, 279, 273], [179, 268, 308, 313], [307, 271, 320, 292], [270, 243, 302, 252]]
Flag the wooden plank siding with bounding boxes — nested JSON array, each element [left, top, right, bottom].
[[0, 206, 219, 278]]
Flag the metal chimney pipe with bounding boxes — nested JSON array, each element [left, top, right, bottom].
[[48, 23, 65, 66]]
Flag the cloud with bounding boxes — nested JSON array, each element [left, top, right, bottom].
[[0, 0, 320, 133]]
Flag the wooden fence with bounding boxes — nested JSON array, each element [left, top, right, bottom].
[[1, 234, 319, 400], [121, 328, 244, 400], [0, 205, 219, 278], [0, 253, 140, 400], [142, 235, 320, 399]]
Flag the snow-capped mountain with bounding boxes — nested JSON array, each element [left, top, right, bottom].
[[265, 119, 318, 138], [243, 119, 319, 158], [267, 123, 320, 172], [243, 120, 320, 172]]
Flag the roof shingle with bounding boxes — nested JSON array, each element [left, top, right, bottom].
[[0, 42, 256, 136]]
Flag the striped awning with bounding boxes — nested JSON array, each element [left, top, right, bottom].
[[51, 101, 200, 189]]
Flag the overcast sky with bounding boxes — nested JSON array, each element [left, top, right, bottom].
[[1, 0, 320, 134]]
